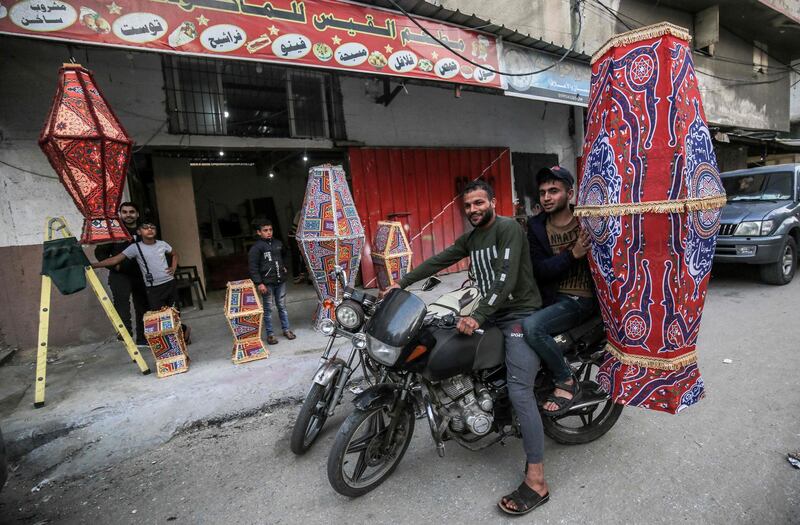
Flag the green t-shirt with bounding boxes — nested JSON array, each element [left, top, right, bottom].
[[400, 216, 542, 325]]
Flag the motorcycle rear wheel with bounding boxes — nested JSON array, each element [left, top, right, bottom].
[[542, 360, 623, 445], [290, 382, 334, 455], [327, 404, 415, 497]]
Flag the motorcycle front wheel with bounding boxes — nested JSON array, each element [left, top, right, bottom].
[[290, 382, 335, 455], [327, 403, 415, 497]]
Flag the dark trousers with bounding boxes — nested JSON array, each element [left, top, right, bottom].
[[145, 280, 190, 340], [145, 280, 180, 310], [289, 237, 305, 277], [108, 272, 148, 344]]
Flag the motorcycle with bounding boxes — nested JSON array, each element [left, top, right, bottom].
[[289, 266, 382, 455], [326, 282, 623, 497]]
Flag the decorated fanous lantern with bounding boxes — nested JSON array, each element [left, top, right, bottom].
[[297, 164, 365, 325], [39, 64, 132, 244], [575, 23, 725, 414], [371, 220, 413, 291], [224, 279, 269, 364], [143, 307, 190, 378]]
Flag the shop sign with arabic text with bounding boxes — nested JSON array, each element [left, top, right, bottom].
[[0, 0, 502, 88]]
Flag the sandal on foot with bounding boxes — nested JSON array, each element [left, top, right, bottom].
[[498, 482, 549, 515], [267, 335, 279, 345], [542, 377, 582, 417]]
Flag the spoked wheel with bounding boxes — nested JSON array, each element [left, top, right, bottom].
[[327, 404, 415, 497], [542, 358, 623, 445], [290, 382, 335, 455]]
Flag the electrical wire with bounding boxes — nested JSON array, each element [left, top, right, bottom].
[[0, 159, 58, 180], [384, 0, 585, 77]]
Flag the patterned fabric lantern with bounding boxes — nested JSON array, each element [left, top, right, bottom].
[[297, 164, 365, 325], [575, 23, 725, 414], [143, 307, 190, 378], [39, 64, 132, 244], [224, 279, 269, 364], [371, 221, 413, 291]]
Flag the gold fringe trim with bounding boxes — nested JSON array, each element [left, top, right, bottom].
[[605, 342, 697, 371], [591, 22, 692, 65], [574, 195, 726, 217]]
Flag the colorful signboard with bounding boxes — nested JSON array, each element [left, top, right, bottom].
[[0, 0, 502, 88], [501, 42, 590, 106]]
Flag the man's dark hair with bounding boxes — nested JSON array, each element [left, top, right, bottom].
[[462, 179, 495, 200], [119, 201, 139, 212], [253, 218, 273, 230]]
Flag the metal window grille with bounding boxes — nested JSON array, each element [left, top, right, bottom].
[[163, 56, 346, 139]]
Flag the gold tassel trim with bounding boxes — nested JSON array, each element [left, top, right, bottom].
[[574, 195, 726, 217], [591, 22, 692, 65], [605, 342, 698, 371]]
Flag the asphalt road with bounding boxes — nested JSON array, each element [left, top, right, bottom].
[[1, 266, 799, 524]]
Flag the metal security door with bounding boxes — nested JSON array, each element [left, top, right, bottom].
[[349, 147, 513, 287]]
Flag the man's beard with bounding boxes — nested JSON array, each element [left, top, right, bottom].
[[469, 208, 495, 227], [546, 198, 569, 214]]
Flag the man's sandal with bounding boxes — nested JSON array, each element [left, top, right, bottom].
[[498, 482, 550, 515], [542, 376, 582, 417]]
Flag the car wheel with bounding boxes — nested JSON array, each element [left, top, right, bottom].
[[760, 237, 796, 285]]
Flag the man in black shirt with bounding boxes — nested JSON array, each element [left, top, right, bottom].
[[94, 202, 148, 345]]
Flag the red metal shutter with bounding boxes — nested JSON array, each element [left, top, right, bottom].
[[349, 147, 512, 287]]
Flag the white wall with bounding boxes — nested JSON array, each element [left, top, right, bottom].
[[340, 77, 577, 170]]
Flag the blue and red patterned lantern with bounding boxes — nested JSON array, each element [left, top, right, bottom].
[[297, 164, 365, 325], [575, 23, 725, 414], [371, 220, 413, 291], [39, 64, 132, 244]]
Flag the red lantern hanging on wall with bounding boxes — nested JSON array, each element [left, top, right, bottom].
[[39, 64, 133, 244]]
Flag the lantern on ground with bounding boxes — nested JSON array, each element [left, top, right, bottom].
[[39, 64, 132, 244], [575, 23, 725, 414], [224, 279, 269, 364], [143, 307, 190, 378], [371, 220, 413, 291], [297, 164, 365, 325]]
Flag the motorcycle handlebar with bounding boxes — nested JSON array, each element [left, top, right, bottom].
[[425, 314, 484, 336]]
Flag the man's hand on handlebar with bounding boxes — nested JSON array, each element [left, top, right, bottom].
[[457, 316, 480, 336], [379, 283, 401, 299]]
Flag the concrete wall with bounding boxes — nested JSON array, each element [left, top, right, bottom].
[[340, 77, 578, 168], [791, 59, 800, 127]]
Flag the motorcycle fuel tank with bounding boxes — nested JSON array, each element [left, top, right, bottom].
[[422, 326, 504, 381]]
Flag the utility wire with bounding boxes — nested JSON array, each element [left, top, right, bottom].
[[385, 0, 585, 77], [0, 159, 58, 180]]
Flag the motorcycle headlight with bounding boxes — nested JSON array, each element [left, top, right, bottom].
[[366, 333, 402, 366], [335, 300, 364, 331], [734, 221, 760, 236], [318, 318, 336, 336]]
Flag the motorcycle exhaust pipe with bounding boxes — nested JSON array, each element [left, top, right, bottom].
[[565, 390, 611, 413]]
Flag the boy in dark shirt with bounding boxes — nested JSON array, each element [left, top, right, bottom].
[[248, 219, 295, 345]]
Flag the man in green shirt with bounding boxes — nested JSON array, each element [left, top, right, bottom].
[[384, 179, 551, 515]]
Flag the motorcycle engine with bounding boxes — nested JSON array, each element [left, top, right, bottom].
[[439, 375, 494, 436]]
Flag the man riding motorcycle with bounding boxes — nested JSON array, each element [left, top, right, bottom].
[[382, 179, 550, 515], [524, 166, 598, 416]]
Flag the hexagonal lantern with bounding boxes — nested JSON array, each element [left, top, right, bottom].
[[371, 220, 413, 291], [575, 23, 726, 414], [297, 164, 365, 326], [39, 64, 132, 244]]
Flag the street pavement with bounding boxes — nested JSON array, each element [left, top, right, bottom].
[[1, 266, 799, 523]]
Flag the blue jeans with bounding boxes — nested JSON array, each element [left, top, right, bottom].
[[262, 282, 290, 335], [522, 294, 597, 383]]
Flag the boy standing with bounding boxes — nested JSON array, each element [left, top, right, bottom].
[[248, 219, 295, 345], [92, 220, 191, 343]]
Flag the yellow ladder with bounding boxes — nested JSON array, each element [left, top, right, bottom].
[[35, 217, 150, 407]]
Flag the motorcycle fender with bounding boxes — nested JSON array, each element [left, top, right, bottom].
[[313, 357, 346, 387], [353, 384, 402, 411]]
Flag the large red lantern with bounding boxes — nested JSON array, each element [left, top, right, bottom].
[[39, 64, 133, 244]]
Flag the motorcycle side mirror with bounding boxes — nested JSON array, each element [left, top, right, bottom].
[[421, 276, 441, 292]]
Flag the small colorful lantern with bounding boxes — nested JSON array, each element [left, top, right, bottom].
[[371, 221, 413, 291], [39, 64, 132, 244], [297, 164, 365, 325], [143, 307, 190, 378], [224, 279, 269, 364], [575, 23, 725, 414]]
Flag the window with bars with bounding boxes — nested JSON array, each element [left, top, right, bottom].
[[162, 56, 346, 139]]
